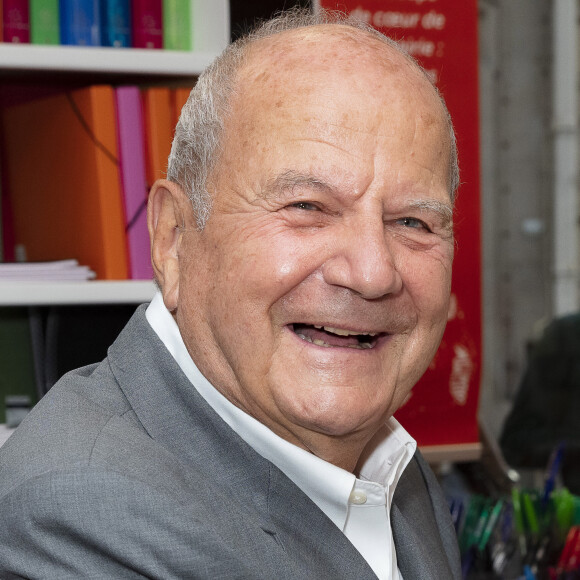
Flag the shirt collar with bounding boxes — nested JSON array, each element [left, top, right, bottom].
[[146, 292, 416, 530]]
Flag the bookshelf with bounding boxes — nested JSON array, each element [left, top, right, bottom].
[[0, 0, 229, 306], [0, 1, 229, 79]]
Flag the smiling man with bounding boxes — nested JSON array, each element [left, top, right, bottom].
[[0, 9, 460, 580]]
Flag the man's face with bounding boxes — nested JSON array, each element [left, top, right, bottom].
[[168, 32, 454, 458]]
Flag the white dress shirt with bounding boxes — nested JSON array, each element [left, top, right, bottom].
[[146, 292, 417, 580]]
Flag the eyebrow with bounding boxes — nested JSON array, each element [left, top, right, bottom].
[[260, 170, 335, 200], [407, 199, 454, 230]]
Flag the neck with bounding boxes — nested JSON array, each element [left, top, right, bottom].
[[261, 418, 376, 473]]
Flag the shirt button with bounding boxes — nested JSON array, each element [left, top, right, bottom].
[[349, 490, 367, 505]]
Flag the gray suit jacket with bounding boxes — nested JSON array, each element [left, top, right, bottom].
[[0, 305, 461, 579]]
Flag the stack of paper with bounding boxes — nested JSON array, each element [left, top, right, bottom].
[[0, 260, 96, 281]]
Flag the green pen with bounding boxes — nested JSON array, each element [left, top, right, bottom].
[[554, 488, 575, 538], [522, 492, 540, 538], [459, 495, 485, 553], [472, 499, 492, 550], [512, 488, 527, 557], [478, 499, 504, 552]]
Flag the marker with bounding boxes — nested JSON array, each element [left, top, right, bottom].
[[478, 499, 504, 552]]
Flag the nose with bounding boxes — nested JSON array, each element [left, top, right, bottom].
[[321, 219, 403, 300]]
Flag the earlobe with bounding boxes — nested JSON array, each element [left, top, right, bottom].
[[147, 179, 188, 312]]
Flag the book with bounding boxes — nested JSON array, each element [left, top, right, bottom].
[[2, 0, 30, 43], [172, 86, 191, 126], [162, 0, 191, 51], [115, 86, 153, 280], [59, 0, 101, 46], [0, 308, 38, 426], [142, 87, 173, 189], [30, 0, 60, 45], [0, 173, 15, 262], [100, 0, 131, 47], [1, 85, 129, 280], [131, 0, 162, 49]]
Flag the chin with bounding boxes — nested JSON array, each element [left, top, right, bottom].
[[282, 393, 389, 439]]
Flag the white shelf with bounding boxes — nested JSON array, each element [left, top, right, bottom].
[[0, 43, 218, 76], [0, 280, 157, 306]]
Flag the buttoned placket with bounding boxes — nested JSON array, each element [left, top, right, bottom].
[[344, 478, 401, 580]]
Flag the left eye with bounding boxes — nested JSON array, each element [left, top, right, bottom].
[[397, 217, 428, 230]]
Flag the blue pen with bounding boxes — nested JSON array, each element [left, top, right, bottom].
[[543, 441, 566, 508], [450, 498, 464, 534]]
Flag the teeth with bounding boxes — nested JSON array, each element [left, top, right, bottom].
[[296, 333, 375, 349], [313, 325, 378, 337]]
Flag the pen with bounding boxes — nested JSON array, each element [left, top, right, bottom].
[[513, 488, 527, 558], [523, 492, 540, 538], [555, 526, 580, 577], [478, 499, 504, 552], [449, 498, 464, 534], [554, 488, 575, 541], [543, 442, 566, 508]]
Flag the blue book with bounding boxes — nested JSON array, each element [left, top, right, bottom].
[[59, 0, 101, 46], [100, 0, 131, 47]]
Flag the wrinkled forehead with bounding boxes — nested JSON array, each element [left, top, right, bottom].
[[228, 26, 447, 138], [209, 25, 454, 197], [242, 25, 438, 102]]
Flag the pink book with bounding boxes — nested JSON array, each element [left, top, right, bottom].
[[114, 86, 154, 280], [3, 0, 30, 43], [131, 0, 162, 49]]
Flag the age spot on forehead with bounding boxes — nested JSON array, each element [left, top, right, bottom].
[[253, 71, 270, 83]]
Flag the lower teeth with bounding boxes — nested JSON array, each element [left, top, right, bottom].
[[296, 333, 373, 349]]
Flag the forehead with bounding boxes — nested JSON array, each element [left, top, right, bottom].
[[215, 26, 451, 194], [240, 26, 440, 109]]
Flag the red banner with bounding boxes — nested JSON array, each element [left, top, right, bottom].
[[317, 0, 482, 447]]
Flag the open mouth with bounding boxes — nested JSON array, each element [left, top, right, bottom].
[[290, 323, 382, 350]]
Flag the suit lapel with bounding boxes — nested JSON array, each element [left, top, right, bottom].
[[391, 502, 452, 579], [391, 454, 460, 579], [265, 465, 378, 580]]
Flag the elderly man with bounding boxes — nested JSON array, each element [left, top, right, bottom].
[[0, 9, 460, 580]]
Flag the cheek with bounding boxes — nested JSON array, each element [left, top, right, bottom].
[[219, 230, 326, 301], [400, 249, 453, 314], [199, 235, 320, 354]]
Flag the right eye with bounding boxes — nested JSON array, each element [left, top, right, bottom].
[[288, 201, 319, 211]]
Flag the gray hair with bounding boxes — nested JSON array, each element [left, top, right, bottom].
[[166, 8, 460, 229]]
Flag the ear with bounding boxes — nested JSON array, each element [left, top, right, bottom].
[[147, 179, 190, 312]]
